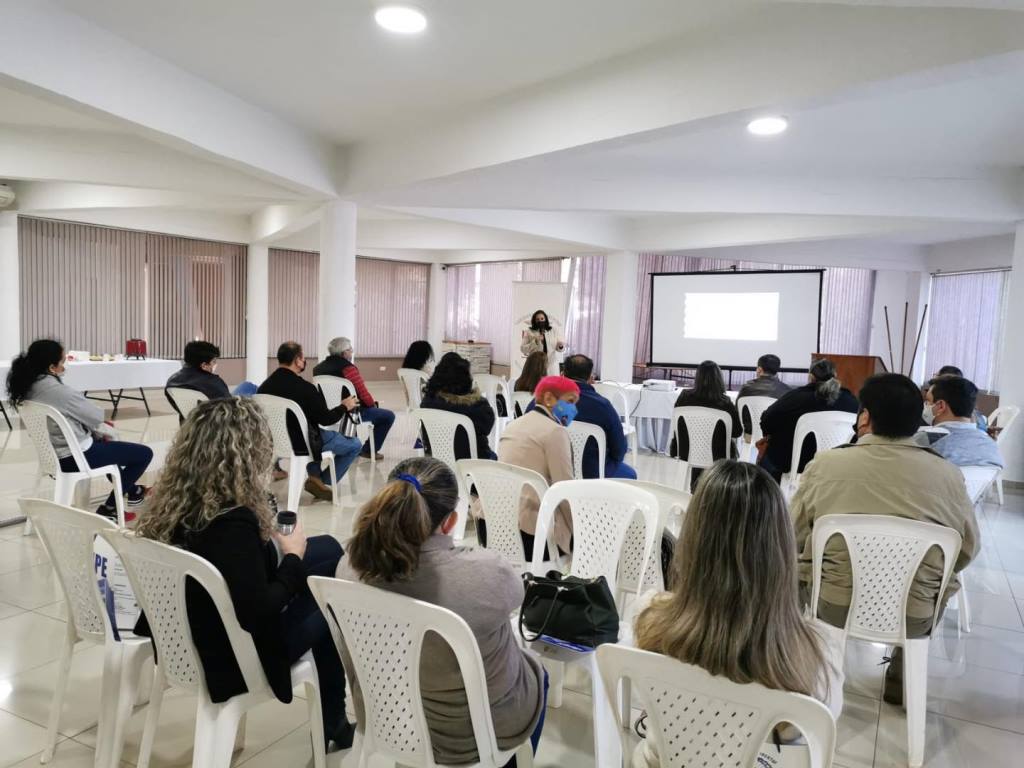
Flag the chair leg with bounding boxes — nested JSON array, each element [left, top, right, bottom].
[[136, 664, 166, 768], [515, 740, 535, 768], [588, 654, 622, 768], [105, 644, 150, 768], [41, 625, 76, 763], [303, 680, 327, 768], [287, 457, 305, 512], [997, 474, 1004, 505], [620, 676, 632, 732], [326, 454, 339, 508], [109, 473, 126, 527], [904, 639, 930, 768], [235, 712, 247, 751], [53, 474, 78, 507], [543, 658, 565, 709], [96, 639, 126, 768], [957, 589, 972, 634], [195, 699, 243, 768]]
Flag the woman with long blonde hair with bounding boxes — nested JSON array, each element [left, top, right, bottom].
[[633, 460, 843, 766], [135, 397, 353, 751]]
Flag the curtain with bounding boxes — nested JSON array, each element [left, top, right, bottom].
[[356, 257, 430, 356], [565, 254, 607, 372], [268, 248, 319, 357], [925, 271, 1009, 391]]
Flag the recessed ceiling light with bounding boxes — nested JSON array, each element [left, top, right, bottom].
[[375, 5, 427, 34], [747, 116, 788, 136]]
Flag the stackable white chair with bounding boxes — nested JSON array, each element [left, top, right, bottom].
[[309, 577, 534, 768], [19, 498, 152, 768], [530, 480, 660, 767], [412, 408, 476, 540], [397, 367, 429, 412], [616, 478, 691, 542], [810, 514, 961, 768], [313, 375, 376, 463], [597, 645, 837, 768], [594, 382, 639, 465], [511, 391, 534, 418], [567, 421, 607, 479], [456, 460, 559, 571], [253, 394, 340, 510], [671, 406, 734, 490], [782, 411, 857, 498], [735, 395, 776, 463], [100, 529, 327, 768], [19, 400, 127, 533], [954, 465, 1001, 634], [988, 405, 1019, 504], [165, 387, 208, 420], [474, 373, 513, 443]]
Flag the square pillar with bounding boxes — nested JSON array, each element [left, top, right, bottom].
[[245, 244, 269, 383], [319, 201, 357, 357], [599, 251, 638, 383], [0, 212, 19, 360]]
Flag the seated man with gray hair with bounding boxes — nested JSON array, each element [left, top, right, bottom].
[[313, 336, 395, 459]]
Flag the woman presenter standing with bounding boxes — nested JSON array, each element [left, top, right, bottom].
[[519, 309, 565, 376]]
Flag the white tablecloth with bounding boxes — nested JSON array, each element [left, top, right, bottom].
[[613, 383, 738, 454], [1, 358, 180, 395]]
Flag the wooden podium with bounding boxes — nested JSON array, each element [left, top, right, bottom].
[[810, 353, 887, 398]]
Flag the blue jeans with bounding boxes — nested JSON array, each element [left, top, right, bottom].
[[59, 440, 154, 508], [606, 460, 637, 480], [308, 429, 361, 483], [232, 381, 258, 397], [359, 406, 395, 454]]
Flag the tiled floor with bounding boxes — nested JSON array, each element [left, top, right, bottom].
[[0, 382, 1022, 767]]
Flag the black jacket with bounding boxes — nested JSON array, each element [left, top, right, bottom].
[[670, 390, 742, 461], [420, 389, 496, 459], [759, 383, 859, 473], [135, 507, 307, 704], [257, 368, 347, 460], [166, 366, 231, 402]]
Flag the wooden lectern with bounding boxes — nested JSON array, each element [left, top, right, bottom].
[[810, 354, 887, 398]]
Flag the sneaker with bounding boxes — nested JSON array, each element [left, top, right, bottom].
[[304, 476, 334, 502], [126, 485, 150, 507], [882, 649, 904, 707], [96, 504, 137, 524]]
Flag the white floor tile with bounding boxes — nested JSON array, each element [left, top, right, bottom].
[[0, 612, 76, 678], [929, 621, 1024, 676], [941, 590, 1024, 632], [0, 708, 50, 768], [6, 737, 131, 768], [925, 658, 1024, 734], [0, 563, 64, 610]]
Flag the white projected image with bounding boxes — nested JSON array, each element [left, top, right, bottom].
[[683, 292, 780, 341]]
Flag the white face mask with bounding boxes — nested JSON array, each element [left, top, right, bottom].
[[922, 403, 935, 425]]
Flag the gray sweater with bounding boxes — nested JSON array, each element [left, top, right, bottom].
[[27, 374, 103, 458], [336, 534, 544, 764]]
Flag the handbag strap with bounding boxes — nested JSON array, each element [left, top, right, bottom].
[[518, 582, 567, 643]]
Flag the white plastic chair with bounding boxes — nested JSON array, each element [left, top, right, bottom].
[[313, 375, 376, 462], [253, 394, 339, 510], [530, 480, 660, 767], [782, 411, 857, 498], [988, 405, 1019, 505], [412, 408, 477, 540], [736, 395, 776, 463], [597, 644, 837, 768], [474, 373, 512, 444], [810, 514, 961, 768], [308, 576, 534, 768], [594, 382, 639, 466], [19, 400, 127, 532], [99, 529, 327, 768], [397, 368, 429, 412], [511, 391, 534, 418], [165, 387, 208, 420], [456, 460, 559, 571], [19, 498, 152, 768], [953, 465, 1000, 634], [616, 478, 691, 541], [567, 421, 607, 479], [671, 406, 734, 490]]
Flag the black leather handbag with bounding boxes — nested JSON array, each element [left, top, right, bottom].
[[519, 571, 620, 648]]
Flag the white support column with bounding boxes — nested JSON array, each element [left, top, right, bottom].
[[319, 201, 357, 357], [427, 261, 447, 355], [0, 212, 20, 361], [600, 251, 638, 383], [245, 244, 269, 383], [997, 223, 1024, 482]]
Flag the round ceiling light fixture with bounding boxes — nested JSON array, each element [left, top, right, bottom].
[[375, 5, 427, 34], [746, 116, 788, 136]]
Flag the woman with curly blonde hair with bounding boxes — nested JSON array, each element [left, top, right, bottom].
[[135, 397, 353, 751]]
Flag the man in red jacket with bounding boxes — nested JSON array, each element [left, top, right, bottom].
[[313, 336, 395, 459]]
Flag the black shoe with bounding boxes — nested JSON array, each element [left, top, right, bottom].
[[126, 485, 149, 507], [882, 649, 904, 707], [96, 504, 136, 524], [326, 719, 355, 752]]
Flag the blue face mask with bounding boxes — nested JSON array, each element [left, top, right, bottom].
[[552, 399, 577, 426]]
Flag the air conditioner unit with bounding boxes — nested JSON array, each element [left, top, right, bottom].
[[0, 184, 14, 209]]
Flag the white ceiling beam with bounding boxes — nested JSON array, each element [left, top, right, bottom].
[[250, 204, 323, 245], [26, 208, 250, 243], [12, 180, 278, 214]]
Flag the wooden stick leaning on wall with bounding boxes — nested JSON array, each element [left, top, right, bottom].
[[907, 304, 929, 378], [884, 306, 896, 373], [900, 301, 909, 375]]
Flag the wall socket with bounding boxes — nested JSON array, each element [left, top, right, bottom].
[[379, 366, 387, 371]]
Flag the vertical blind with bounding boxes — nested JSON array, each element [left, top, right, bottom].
[[565, 254, 607, 371], [268, 248, 320, 357]]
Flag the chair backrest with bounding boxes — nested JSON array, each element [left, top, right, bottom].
[[789, 411, 856, 476], [19, 400, 89, 479], [736, 395, 776, 442], [534, 480, 659, 604], [19, 498, 115, 645], [959, 465, 999, 505], [253, 393, 313, 458], [566, 421, 607, 479], [596, 644, 837, 768], [412, 408, 478, 467], [989, 405, 1020, 443], [672, 406, 732, 468], [593, 382, 630, 424], [98, 529, 268, 696], [165, 387, 208, 420], [616, 479, 691, 540], [809, 513, 961, 644], [473, 374, 509, 415], [309, 576, 511, 768], [511, 391, 534, 418], [397, 368, 429, 410], [457, 460, 552, 567]]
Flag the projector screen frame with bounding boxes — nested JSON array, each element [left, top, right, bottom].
[[647, 268, 824, 371]]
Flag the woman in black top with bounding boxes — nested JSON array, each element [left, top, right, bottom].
[[420, 352, 497, 460], [134, 398, 352, 751], [671, 360, 742, 490], [758, 358, 859, 482]]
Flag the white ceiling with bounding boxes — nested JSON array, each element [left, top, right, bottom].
[[0, 82, 130, 132]]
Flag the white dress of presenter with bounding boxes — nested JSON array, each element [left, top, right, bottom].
[[518, 309, 565, 376]]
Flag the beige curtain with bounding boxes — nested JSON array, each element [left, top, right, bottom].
[[268, 248, 320, 357], [356, 257, 430, 357]]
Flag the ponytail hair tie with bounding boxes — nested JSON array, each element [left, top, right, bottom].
[[395, 473, 422, 493]]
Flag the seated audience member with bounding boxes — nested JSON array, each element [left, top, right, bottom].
[[420, 352, 497, 460], [737, 353, 791, 434], [7, 339, 153, 521], [925, 367, 988, 432], [634, 461, 844, 767], [165, 341, 231, 402], [401, 340, 436, 376], [258, 342, 361, 502], [135, 398, 352, 751], [758, 358, 858, 482], [671, 360, 741, 490], [498, 375, 578, 556], [562, 353, 636, 480], [935, 364, 963, 378], [791, 373, 979, 705], [514, 351, 548, 394], [337, 458, 547, 766], [313, 336, 395, 459], [925, 376, 1004, 468]]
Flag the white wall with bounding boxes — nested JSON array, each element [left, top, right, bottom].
[[925, 234, 1014, 273], [870, 270, 930, 381]]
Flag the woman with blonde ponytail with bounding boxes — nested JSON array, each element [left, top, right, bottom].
[[337, 457, 547, 766]]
